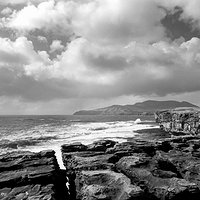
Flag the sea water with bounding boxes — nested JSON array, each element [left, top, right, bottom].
[[0, 115, 157, 168]]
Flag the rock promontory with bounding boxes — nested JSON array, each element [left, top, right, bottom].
[[155, 107, 200, 134]]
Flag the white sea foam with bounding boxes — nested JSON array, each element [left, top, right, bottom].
[[24, 120, 158, 168], [134, 118, 141, 124], [3, 120, 158, 148], [0, 119, 158, 169]]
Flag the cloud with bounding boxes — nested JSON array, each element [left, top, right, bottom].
[[157, 0, 200, 31], [3, 0, 200, 44], [1, 7, 12, 15], [0, 36, 42, 66], [6, 0, 73, 37], [0, 0, 47, 5], [1, 0, 200, 114], [1, 35, 200, 101], [50, 40, 64, 53], [5, 0, 167, 45], [0, 36, 63, 100], [71, 0, 167, 44], [37, 35, 47, 43], [24, 38, 120, 85], [21, 36, 200, 98], [0, 95, 145, 115]]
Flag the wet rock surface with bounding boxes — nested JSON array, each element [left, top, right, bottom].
[[0, 150, 68, 200], [62, 137, 200, 200]]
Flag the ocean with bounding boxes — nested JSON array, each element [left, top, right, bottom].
[[0, 115, 157, 168]]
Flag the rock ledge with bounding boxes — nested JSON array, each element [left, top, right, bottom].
[[62, 137, 200, 199]]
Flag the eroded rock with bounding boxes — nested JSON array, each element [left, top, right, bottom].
[[76, 170, 144, 200], [0, 150, 68, 200], [0, 184, 56, 200], [155, 107, 200, 135], [62, 137, 200, 200], [116, 155, 200, 199]]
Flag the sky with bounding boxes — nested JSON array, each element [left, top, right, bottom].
[[0, 0, 200, 114]]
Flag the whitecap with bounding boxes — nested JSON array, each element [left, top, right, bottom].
[[134, 118, 141, 124]]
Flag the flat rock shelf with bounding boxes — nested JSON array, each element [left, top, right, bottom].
[[0, 150, 69, 200], [62, 137, 200, 200], [2, 135, 200, 199]]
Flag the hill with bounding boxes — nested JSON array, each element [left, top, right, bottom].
[[73, 100, 199, 115]]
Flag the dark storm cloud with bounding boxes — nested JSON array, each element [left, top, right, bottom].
[[0, 68, 81, 101], [162, 7, 200, 41], [84, 53, 129, 72]]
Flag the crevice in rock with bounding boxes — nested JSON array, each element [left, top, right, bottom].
[[0, 150, 70, 200], [54, 169, 69, 200], [67, 172, 77, 200], [156, 159, 183, 178]]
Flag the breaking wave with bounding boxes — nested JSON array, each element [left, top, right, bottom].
[[0, 115, 157, 167]]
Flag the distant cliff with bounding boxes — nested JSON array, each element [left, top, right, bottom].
[[155, 107, 200, 134], [73, 100, 199, 115]]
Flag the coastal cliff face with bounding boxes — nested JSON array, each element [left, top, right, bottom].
[[61, 137, 200, 200], [155, 107, 200, 134]]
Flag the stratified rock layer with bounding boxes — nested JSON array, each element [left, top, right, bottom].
[[0, 150, 68, 200], [62, 137, 200, 200], [155, 107, 200, 134]]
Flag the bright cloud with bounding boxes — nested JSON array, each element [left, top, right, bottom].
[[17, 37, 200, 97], [0, 36, 46, 67], [71, 0, 167, 44], [50, 40, 64, 53], [6, 0, 73, 37], [0, 0, 47, 5], [5, 0, 167, 44]]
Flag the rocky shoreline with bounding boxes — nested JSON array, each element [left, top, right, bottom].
[[2, 134, 200, 199], [0, 150, 68, 200]]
